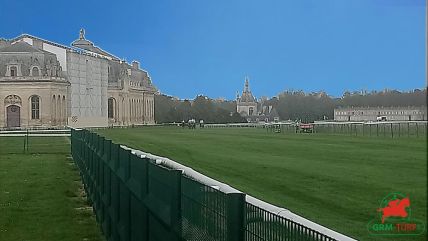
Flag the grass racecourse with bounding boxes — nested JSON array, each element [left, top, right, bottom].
[[97, 126, 427, 241], [0, 137, 104, 241]]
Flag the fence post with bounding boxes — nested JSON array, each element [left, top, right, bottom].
[[26, 129, 29, 152], [141, 157, 149, 241], [398, 123, 401, 138], [110, 143, 120, 241], [102, 139, 112, 239], [118, 148, 131, 241], [425, 122, 428, 136], [227, 193, 246, 241], [170, 170, 182, 240], [416, 122, 419, 137], [408, 122, 410, 137]]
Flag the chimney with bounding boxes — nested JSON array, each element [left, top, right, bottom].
[[33, 39, 43, 50], [132, 60, 140, 69]]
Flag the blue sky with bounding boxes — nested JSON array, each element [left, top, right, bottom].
[[0, 0, 425, 99]]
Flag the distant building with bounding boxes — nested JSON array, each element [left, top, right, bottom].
[[334, 106, 427, 122], [0, 29, 156, 129], [236, 77, 257, 116], [236, 77, 279, 122]]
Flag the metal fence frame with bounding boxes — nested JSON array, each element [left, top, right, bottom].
[[71, 128, 355, 241], [312, 121, 428, 138]]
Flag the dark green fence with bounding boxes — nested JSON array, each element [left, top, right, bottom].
[[312, 122, 427, 138], [71, 129, 339, 241]]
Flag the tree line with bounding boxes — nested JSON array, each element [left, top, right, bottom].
[[155, 88, 427, 123], [155, 95, 246, 124]]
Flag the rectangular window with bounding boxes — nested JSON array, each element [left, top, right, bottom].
[[31, 102, 39, 119], [31, 96, 40, 120]]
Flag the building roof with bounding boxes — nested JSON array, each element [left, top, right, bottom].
[[238, 77, 256, 103], [9, 30, 120, 61], [11, 34, 73, 50], [0, 41, 44, 53], [71, 29, 120, 60]]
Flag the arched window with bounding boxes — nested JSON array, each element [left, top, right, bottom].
[[57, 95, 61, 124], [52, 95, 56, 123], [31, 67, 40, 77], [62, 96, 66, 123], [31, 96, 40, 119], [108, 98, 115, 119]]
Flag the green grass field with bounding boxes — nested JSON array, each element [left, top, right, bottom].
[[97, 127, 427, 241], [0, 136, 104, 241]]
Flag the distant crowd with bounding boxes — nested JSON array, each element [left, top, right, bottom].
[[181, 119, 204, 129]]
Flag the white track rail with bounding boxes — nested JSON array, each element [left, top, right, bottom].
[[0, 134, 70, 137], [314, 121, 428, 125], [0, 129, 70, 137]]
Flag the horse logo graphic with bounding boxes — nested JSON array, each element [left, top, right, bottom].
[[377, 196, 410, 223], [367, 192, 425, 236]]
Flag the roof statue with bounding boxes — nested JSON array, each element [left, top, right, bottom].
[[79, 28, 85, 40]]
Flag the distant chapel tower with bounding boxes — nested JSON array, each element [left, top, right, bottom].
[[236, 77, 257, 116]]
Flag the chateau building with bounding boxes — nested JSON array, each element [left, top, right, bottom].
[[236, 77, 257, 116], [0, 29, 156, 129], [236, 78, 279, 122], [334, 106, 427, 122]]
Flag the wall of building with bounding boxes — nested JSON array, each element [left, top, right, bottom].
[[1, 34, 157, 129], [42, 42, 68, 71], [334, 107, 427, 122], [143, 92, 155, 124], [0, 81, 69, 128], [67, 116, 108, 128], [237, 103, 257, 116], [67, 52, 108, 126], [107, 83, 155, 126]]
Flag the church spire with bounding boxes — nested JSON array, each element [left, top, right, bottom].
[[244, 76, 250, 92]]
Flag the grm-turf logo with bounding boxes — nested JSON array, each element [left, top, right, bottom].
[[367, 192, 425, 236]]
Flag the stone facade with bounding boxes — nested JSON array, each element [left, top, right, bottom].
[[107, 61, 155, 125], [0, 30, 156, 129], [334, 106, 427, 122]]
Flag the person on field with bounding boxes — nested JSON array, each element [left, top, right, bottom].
[[188, 119, 196, 129]]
